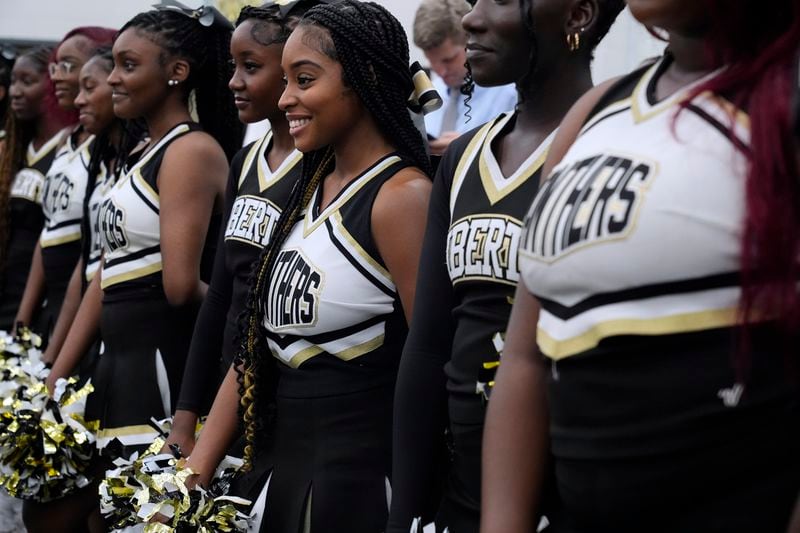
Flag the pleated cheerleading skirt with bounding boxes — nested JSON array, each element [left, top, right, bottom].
[[239, 383, 395, 533], [85, 292, 197, 456], [0, 228, 41, 332]]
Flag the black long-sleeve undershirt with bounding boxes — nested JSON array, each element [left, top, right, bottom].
[[175, 148, 247, 415], [388, 142, 464, 532]]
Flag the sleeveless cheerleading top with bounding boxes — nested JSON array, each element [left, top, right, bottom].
[[262, 153, 412, 397], [99, 123, 202, 293], [519, 54, 796, 462]]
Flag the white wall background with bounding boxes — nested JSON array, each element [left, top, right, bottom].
[[0, 0, 664, 83]]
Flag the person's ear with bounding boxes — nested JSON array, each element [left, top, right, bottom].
[[564, 0, 599, 52], [166, 58, 190, 86]]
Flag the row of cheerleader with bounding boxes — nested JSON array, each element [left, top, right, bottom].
[[0, 0, 798, 532]]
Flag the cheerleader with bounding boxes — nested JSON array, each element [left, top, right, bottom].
[[47, 4, 242, 467], [40, 47, 142, 369], [166, 0, 318, 460], [483, 1, 800, 531], [388, 1, 624, 531], [16, 47, 124, 533], [0, 48, 71, 332], [0, 47, 22, 532], [185, 2, 432, 532], [12, 29, 115, 341]]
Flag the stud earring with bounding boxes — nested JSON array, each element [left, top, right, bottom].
[[168, 79, 179, 87]]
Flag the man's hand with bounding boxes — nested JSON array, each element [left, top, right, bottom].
[[429, 131, 460, 156]]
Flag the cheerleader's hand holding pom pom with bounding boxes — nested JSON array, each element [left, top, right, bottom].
[[160, 409, 200, 459], [100, 437, 252, 532]]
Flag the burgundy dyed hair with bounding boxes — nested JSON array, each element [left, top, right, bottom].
[[687, 0, 800, 343], [48, 26, 117, 124]]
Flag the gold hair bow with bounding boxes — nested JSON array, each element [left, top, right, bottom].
[[408, 61, 443, 116]]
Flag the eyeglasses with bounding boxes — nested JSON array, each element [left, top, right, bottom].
[[49, 60, 76, 77]]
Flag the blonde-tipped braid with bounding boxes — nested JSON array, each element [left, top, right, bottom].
[[239, 148, 335, 470]]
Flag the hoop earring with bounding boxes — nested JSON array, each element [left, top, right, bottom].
[[168, 79, 179, 87], [567, 31, 581, 52]]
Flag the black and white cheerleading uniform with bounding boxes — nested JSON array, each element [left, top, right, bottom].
[[0, 130, 65, 330], [519, 55, 800, 532], [253, 153, 411, 533], [388, 112, 554, 533], [177, 132, 302, 415], [38, 130, 95, 330], [89, 122, 218, 454]]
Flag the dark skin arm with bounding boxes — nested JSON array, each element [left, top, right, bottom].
[[45, 264, 102, 394], [165, 409, 200, 458], [184, 365, 242, 486], [480, 282, 547, 533], [789, 495, 800, 533], [13, 242, 46, 329], [148, 132, 227, 460], [165, 149, 245, 457], [371, 167, 432, 324], [158, 132, 227, 306], [482, 79, 618, 532]]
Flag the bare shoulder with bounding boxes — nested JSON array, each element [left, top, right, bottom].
[[375, 166, 431, 209], [372, 166, 431, 229], [160, 130, 228, 187], [543, 77, 622, 177], [163, 130, 227, 167], [381, 165, 431, 194]]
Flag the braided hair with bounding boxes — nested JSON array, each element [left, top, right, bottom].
[[226, 1, 322, 466], [298, 2, 431, 176], [235, 0, 431, 469], [235, 2, 316, 45], [119, 9, 243, 161]]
